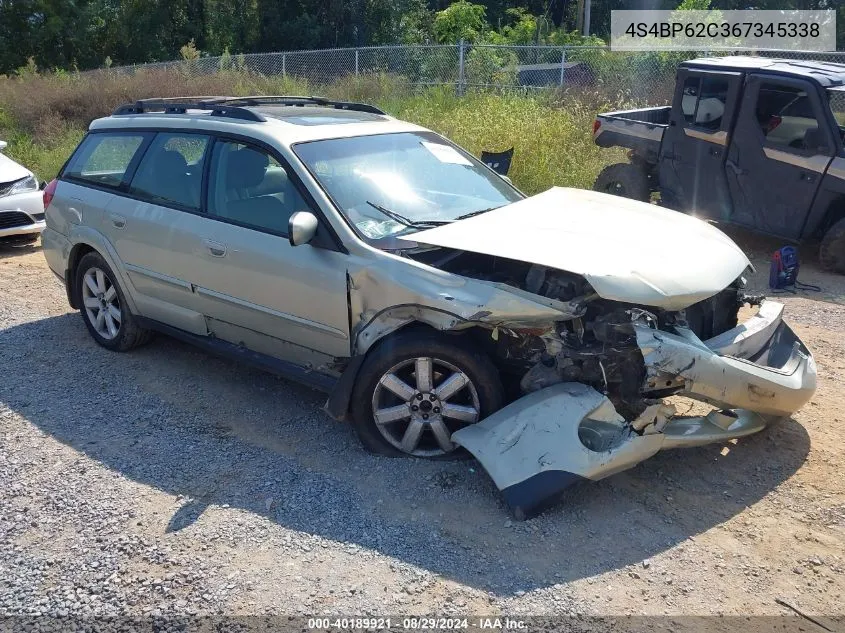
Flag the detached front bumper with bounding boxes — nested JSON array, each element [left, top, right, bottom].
[[453, 301, 816, 519], [0, 190, 45, 239]]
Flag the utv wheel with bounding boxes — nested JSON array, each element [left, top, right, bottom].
[[74, 251, 152, 351], [819, 218, 845, 274], [350, 331, 503, 458], [594, 162, 650, 202]]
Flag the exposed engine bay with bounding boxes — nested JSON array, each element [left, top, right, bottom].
[[409, 247, 754, 417]]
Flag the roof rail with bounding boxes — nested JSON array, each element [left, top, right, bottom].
[[112, 98, 266, 122], [208, 95, 387, 115], [112, 95, 386, 119]]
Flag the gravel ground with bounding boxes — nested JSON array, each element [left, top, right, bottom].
[[1, 232, 844, 627]]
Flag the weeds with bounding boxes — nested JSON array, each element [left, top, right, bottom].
[[0, 68, 625, 190]]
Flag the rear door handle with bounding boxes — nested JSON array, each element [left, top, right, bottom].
[[799, 172, 816, 183], [203, 239, 227, 257], [109, 213, 126, 229]]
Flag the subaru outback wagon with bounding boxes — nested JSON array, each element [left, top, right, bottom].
[[42, 96, 816, 518]]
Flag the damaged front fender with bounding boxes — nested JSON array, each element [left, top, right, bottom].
[[348, 263, 577, 355]]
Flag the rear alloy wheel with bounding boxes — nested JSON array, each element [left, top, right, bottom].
[[593, 162, 650, 202], [74, 251, 152, 351], [350, 332, 503, 458], [82, 266, 122, 340]]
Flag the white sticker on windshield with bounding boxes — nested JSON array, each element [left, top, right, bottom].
[[421, 141, 473, 166]]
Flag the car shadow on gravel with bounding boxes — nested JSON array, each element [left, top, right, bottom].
[[0, 241, 41, 260], [0, 313, 811, 596]]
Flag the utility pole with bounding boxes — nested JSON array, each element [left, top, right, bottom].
[[575, 0, 585, 33], [582, 0, 591, 36]]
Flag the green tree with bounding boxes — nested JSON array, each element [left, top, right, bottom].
[[433, 0, 489, 43]]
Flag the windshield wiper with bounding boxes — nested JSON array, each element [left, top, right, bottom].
[[453, 205, 503, 221], [365, 201, 451, 229]]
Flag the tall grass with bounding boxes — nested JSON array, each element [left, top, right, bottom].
[[0, 68, 625, 191]]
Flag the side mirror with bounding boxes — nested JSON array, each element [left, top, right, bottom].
[[288, 211, 319, 247], [0, 140, 7, 151]]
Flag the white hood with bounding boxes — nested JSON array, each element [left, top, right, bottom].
[[0, 151, 32, 183], [403, 187, 750, 310]]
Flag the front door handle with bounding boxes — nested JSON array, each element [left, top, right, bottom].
[[203, 239, 227, 257], [726, 159, 746, 176], [109, 213, 126, 229], [799, 172, 816, 183]]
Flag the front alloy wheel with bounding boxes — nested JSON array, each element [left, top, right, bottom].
[[350, 331, 503, 458], [82, 267, 122, 340], [372, 357, 480, 457]]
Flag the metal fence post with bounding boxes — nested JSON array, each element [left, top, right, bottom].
[[457, 39, 466, 96], [355, 49, 359, 76], [282, 53, 286, 78], [559, 48, 566, 87]]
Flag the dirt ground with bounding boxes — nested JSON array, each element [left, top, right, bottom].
[[1, 228, 844, 625]]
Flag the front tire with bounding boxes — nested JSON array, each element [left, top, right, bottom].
[[819, 218, 845, 274], [74, 251, 152, 351], [350, 331, 503, 458], [593, 162, 650, 202]]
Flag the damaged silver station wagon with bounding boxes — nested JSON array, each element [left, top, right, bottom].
[[41, 96, 817, 519]]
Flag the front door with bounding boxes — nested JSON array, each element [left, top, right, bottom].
[[193, 138, 351, 363], [659, 69, 742, 220], [725, 74, 836, 238]]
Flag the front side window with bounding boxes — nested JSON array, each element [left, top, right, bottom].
[[129, 133, 209, 210], [680, 76, 728, 131], [64, 133, 146, 188], [293, 131, 522, 240], [208, 141, 308, 235], [755, 83, 825, 152]]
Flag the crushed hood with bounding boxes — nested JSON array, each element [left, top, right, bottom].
[[402, 187, 750, 310], [0, 151, 32, 183]]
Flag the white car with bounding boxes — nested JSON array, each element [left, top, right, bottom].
[[0, 140, 45, 245]]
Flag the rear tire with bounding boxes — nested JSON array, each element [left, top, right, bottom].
[[350, 331, 503, 459], [74, 251, 153, 351], [593, 162, 650, 202], [819, 218, 845, 274]]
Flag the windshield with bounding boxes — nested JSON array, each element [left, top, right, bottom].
[[829, 88, 845, 129], [293, 131, 522, 240]]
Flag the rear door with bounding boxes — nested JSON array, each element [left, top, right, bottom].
[[101, 131, 213, 334], [725, 75, 836, 238], [658, 69, 742, 220]]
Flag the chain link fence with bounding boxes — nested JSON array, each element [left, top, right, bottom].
[[109, 44, 845, 106]]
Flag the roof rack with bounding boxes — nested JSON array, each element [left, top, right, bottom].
[[111, 95, 386, 120]]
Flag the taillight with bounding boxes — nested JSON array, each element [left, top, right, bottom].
[[592, 119, 601, 135], [42, 178, 57, 209]]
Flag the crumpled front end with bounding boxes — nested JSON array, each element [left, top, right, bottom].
[[452, 299, 816, 519]]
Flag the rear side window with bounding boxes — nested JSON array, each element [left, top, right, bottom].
[[129, 133, 210, 210], [680, 76, 728, 131], [64, 133, 146, 188]]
